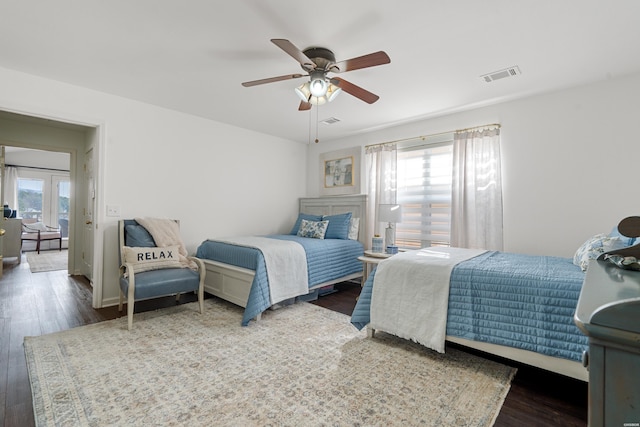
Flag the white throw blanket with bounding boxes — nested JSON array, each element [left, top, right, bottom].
[[214, 236, 309, 305], [134, 217, 197, 270], [370, 247, 486, 353]]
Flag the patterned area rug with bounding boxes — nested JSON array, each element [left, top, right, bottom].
[[24, 299, 516, 426], [26, 250, 68, 273]]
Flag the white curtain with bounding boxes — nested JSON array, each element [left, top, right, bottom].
[[3, 166, 18, 211], [451, 127, 503, 250], [365, 143, 397, 246]]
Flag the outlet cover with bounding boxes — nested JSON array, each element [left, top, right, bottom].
[[106, 205, 121, 217]]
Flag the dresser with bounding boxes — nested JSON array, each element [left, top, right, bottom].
[[1, 218, 22, 261], [574, 259, 640, 426]]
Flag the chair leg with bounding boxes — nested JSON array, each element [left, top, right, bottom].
[[175, 293, 181, 303], [127, 299, 134, 331], [36, 240, 40, 254], [58, 237, 62, 251]]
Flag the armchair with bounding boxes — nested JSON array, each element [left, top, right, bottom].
[[21, 219, 62, 254], [118, 219, 205, 330]]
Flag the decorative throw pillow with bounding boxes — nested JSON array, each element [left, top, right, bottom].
[[322, 212, 353, 239], [348, 217, 360, 240], [122, 245, 182, 274], [297, 219, 329, 239], [290, 213, 323, 235], [24, 222, 48, 232], [125, 224, 156, 247], [573, 234, 626, 271]]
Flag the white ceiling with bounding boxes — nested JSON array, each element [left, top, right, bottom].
[[1, 1, 639, 144]]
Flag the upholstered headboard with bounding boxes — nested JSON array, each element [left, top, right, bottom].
[[299, 195, 368, 247]]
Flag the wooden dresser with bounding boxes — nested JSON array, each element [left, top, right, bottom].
[[575, 259, 640, 426]]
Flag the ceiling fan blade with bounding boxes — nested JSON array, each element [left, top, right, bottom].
[[298, 101, 312, 111], [330, 77, 379, 104], [241, 73, 305, 87], [330, 51, 390, 73], [271, 39, 316, 70]]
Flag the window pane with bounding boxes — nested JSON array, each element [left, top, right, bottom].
[[58, 180, 70, 237], [396, 141, 453, 249], [17, 178, 44, 221]]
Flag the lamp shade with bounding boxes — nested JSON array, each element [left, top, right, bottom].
[[378, 204, 403, 224]]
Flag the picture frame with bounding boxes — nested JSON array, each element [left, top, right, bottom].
[[319, 147, 361, 196]]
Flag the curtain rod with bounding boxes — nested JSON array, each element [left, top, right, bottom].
[[5, 163, 70, 173], [364, 123, 501, 149]]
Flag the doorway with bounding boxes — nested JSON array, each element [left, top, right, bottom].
[[0, 110, 102, 307]]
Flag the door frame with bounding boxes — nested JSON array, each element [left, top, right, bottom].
[[0, 105, 106, 308]]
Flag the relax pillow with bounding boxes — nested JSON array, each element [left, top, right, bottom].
[[290, 213, 323, 235], [122, 245, 182, 274], [573, 234, 627, 271], [125, 224, 156, 247], [297, 219, 329, 239], [322, 212, 353, 239]]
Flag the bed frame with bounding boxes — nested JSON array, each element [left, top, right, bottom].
[[367, 329, 587, 381], [201, 195, 368, 312]]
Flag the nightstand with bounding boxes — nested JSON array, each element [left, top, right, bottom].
[[358, 250, 392, 284]]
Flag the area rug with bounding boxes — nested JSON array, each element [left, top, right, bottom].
[[24, 299, 516, 426], [26, 250, 68, 273]]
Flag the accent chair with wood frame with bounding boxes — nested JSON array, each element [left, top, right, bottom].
[[118, 219, 205, 330], [21, 219, 62, 254]]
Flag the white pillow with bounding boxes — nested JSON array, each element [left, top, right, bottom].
[[297, 219, 329, 239], [573, 234, 626, 271], [122, 245, 182, 274], [348, 217, 360, 240], [25, 222, 48, 231]]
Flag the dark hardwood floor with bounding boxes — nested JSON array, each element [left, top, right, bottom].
[[0, 253, 587, 427]]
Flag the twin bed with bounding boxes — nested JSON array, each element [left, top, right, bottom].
[[195, 195, 367, 326], [351, 247, 590, 381], [193, 194, 599, 381]]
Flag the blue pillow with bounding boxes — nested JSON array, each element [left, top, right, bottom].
[[322, 212, 352, 239], [290, 213, 323, 235], [609, 226, 636, 247], [125, 224, 156, 247]]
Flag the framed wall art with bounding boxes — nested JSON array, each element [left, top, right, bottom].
[[319, 147, 361, 196]]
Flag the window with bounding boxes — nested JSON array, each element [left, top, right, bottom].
[[17, 178, 44, 221], [17, 169, 70, 229], [396, 138, 453, 249]]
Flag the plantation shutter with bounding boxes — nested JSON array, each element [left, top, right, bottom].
[[396, 140, 453, 249]]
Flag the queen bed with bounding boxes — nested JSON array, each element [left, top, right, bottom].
[[196, 195, 367, 325], [350, 245, 606, 382]]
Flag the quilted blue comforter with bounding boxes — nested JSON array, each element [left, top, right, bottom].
[[196, 235, 364, 325], [351, 251, 588, 362]]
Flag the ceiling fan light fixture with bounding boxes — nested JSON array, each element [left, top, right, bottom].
[[309, 71, 328, 97], [295, 82, 311, 102], [326, 83, 342, 102]]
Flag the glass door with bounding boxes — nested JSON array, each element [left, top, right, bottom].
[[17, 177, 45, 221], [53, 176, 70, 238]]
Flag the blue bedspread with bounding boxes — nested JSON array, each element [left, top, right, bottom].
[[196, 235, 363, 325], [351, 251, 588, 362]]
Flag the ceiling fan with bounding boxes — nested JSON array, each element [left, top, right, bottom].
[[241, 39, 390, 111]]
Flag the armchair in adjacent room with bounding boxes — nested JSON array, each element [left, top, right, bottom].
[[21, 219, 62, 254], [118, 219, 205, 330]]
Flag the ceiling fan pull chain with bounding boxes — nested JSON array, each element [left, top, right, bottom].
[[315, 105, 320, 143]]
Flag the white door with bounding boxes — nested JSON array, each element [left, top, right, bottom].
[[81, 147, 95, 281]]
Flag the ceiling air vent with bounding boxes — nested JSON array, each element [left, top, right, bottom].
[[320, 117, 341, 125], [480, 66, 521, 83]]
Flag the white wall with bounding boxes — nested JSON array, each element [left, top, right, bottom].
[[306, 72, 640, 258], [0, 66, 307, 306]]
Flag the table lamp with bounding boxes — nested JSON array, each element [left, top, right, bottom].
[[378, 204, 403, 247]]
